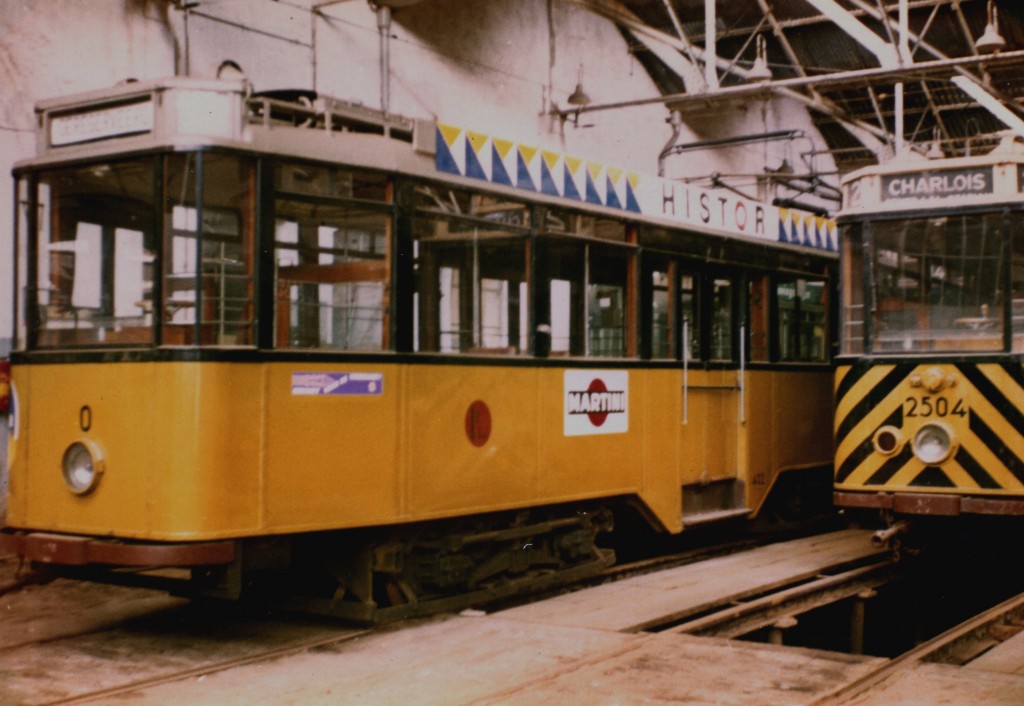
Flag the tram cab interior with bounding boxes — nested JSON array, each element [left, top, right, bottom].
[[843, 210, 1024, 357]]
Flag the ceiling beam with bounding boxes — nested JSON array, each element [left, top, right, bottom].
[[802, 0, 900, 67], [691, 0, 961, 41], [951, 76, 1024, 133], [564, 48, 1024, 114], [570, 0, 758, 85]]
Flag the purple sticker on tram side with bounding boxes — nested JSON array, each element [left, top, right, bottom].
[[291, 372, 383, 396]]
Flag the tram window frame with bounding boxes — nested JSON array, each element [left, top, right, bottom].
[[14, 177, 28, 352], [748, 273, 770, 363], [708, 274, 737, 363], [644, 255, 675, 360], [271, 162, 394, 352], [163, 152, 257, 347], [412, 184, 532, 355], [839, 222, 865, 356], [773, 275, 829, 363], [1014, 215, 1024, 352], [865, 212, 1008, 354], [535, 207, 636, 359], [30, 156, 160, 349], [643, 254, 700, 362]]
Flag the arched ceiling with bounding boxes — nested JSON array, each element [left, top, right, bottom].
[[578, 0, 1024, 173]]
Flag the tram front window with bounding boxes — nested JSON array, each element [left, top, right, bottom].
[[868, 213, 1006, 353], [33, 158, 157, 348], [164, 153, 255, 346]]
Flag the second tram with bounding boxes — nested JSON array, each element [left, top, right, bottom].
[[835, 135, 1024, 522]]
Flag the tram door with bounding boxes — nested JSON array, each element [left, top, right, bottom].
[[678, 271, 745, 523]]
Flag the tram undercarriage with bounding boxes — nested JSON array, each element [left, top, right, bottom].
[[206, 506, 616, 622]]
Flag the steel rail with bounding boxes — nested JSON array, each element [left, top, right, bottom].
[[35, 627, 371, 706], [663, 558, 897, 638], [808, 590, 1024, 706]]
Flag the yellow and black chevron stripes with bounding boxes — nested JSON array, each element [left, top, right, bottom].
[[958, 364, 1024, 491], [834, 361, 1024, 495]]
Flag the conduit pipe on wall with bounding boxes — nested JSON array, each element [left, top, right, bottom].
[[658, 110, 683, 176], [377, 3, 392, 115]]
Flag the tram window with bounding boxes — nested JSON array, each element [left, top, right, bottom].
[[588, 246, 628, 356], [537, 240, 631, 358], [680, 273, 699, 361], [275, 200, 389, 350], [1014, 226, 1024, 353], [870, 214, 1005, 353], [748, 275, 769, 362], [33, 158, 157, 348], [276, 163, 389, 202], [710, 278, 735, 361], [540, 241, 584, 356], [15, 178, 28, 350], [648, 263, 700, 361], [840, 224, 865, 355], [164, 153, 255, 346], [776, 277, 828, 362], [413, 190, 529, 354], [650, 266, 672, 359]]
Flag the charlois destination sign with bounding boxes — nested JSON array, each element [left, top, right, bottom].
[[881, 167, 993, 201]]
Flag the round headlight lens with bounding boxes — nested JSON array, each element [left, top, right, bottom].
[[62, 442, 103, 495], [912, 423, 954, 465], [873, 426, 902, 455]]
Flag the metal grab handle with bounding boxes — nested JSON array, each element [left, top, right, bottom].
[[682, 320, 689, 425], [739, 324, 746, 424]]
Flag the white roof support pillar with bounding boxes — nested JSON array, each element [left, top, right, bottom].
[[895, 0, 910, 156], [704, 0, 719, 90]]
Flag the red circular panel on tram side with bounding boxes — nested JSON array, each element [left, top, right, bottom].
[[586, 378, 609, 427], [465, 400, 492, 447]]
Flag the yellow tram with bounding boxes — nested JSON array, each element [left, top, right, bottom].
[[2, 77, 836, 620], [835, 136, 1024, 522]]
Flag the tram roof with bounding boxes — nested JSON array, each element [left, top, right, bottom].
[[838, 133, 1024, 217], [15, 76, 837, 258]]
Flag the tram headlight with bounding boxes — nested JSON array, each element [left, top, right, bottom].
[[61, 441, 104, 495], [872, 426, 903, 455], [912, 422, 956, 465]]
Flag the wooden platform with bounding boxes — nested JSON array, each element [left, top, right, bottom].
[[966, 628, 1024, 675], [94, 614, 887, 705], [837, 663, 1024, 705], [46, 529, 1024, 705], [497, 528, 888, 631]]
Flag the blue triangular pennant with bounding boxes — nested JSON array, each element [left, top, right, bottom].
[[625, 180, 641, 213], [464, 141, 488, 181], [585, 173, 602, 205], [540, 160, 560, 197], [491, 146, 513, 187], [604, 176, 622, 210], [516, 152, 537, 191], [562, 165, 581, 200], [435, 130, 460, 175]]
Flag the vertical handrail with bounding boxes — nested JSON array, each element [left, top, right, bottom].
[[682, 319, 689, 424], [739, 324, 746, 424]]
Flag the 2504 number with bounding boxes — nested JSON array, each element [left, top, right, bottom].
[[904, 396, 967, 418]]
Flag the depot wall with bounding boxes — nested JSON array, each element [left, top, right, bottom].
[[0, 0, 830, 349]]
